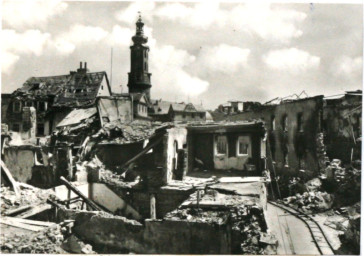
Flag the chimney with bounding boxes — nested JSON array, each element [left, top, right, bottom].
[[80, 62, 82, 69], [84, 62, 87, 71]]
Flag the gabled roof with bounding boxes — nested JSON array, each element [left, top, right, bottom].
[[150, 100, 173, 115], [13, 69, 111, 108], [170, 102, 205, 113]]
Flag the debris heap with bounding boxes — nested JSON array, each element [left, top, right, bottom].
[[230, 205, 277, 255], [282, 191, 334, 214], [1, 185, 53, 216]]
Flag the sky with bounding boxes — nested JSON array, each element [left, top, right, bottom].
[[1, 1, 363, 109]]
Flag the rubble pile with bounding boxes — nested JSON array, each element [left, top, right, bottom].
[[165, 208, 228, 224], [230, 205, 277, 255], [340, 202, 361, 253], [1, 224, 64, 253], [94, 121, 157, 144], [332, 165, 361, 206], [0, 185, 53, 216], [282, 191, 334, 214], [0, 221, 95, 254]]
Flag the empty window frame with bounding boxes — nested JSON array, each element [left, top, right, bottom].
[[271, 115, 276, 130], [13, 101, 22, 113], [237, 136, 250, 156], [215, 135, 227, 155], [282, 115, 288, 132], [37, 123, 45, 136], [12, 123, 20, 132], [38, 101, 46, 112]]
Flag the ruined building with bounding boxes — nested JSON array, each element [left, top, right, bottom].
[[213, 91, 362, 176], [4, 63, 111, 137]]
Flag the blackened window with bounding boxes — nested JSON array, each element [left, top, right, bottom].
[[192, 113, 195, 118], [12, 123, 20, 132], [13, 101, 21, 113], [37, 123, 45, 136], [297, 113, 303, 132], [38, 102, 46, 112], [25, 101, 33, 107], [216, 135, 227, 155], [200, 113, 204, 118]]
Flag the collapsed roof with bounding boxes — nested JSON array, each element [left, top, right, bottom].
[[12, 66, 111, 109]]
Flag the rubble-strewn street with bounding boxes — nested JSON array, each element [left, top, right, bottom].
[[1, 2, 362, 255]]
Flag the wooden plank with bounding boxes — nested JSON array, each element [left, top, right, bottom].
[[60, 176, 103, 211], [120, 135, 164, 170], [5, 217, 54, 227], [4, 205, 32, 216], [17, 204, 52, 219], [1, 160, 20, 196], [0, 218, 45, 232]]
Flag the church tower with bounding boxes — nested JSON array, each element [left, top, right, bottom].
[[127, 13, 152, 100]]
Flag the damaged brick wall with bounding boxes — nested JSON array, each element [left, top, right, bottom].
[[225, 96, 324, 176], [323, 95, 362, 163], [66, 210, 231, 254]]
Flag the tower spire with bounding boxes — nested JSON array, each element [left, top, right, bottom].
[[132, 11, 148, 45], [127, 12, 152, 100]]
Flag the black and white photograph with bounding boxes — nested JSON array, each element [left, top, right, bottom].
[[0, 0, 362, 254]]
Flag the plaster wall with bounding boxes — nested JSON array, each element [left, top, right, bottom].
[[164, 127, 187, 183], [213, 135, 252, 170], [53, 182, 141, 219], [3, 147, 35, 182]]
